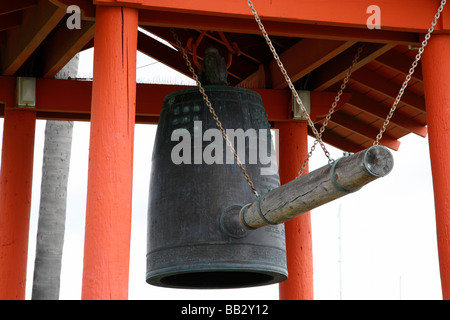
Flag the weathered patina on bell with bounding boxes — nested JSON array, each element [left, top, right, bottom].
[[146, 86, 287, 289], [146, 48, 287, 289], [146, 52, 287, 288]]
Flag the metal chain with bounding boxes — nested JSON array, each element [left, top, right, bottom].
[[246, 0, 333, 164], [249, 0, 447, 172], [170, 0, 445, 195], [247, 0, 364, 176], [170, 28, 260, 198], [297, 45, 364, 177], [374, 0, 447, 145]]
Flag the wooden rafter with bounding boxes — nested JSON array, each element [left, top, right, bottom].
[[307, 43, 396, 92], [273, 39, 356, 89], [138, 27, 179, 52], [375, 49, 423, 82], [0, 0, 66, 75], [0, 11, 23, 32], [347, 92, 427, 137], [42, 21, 95, 78], [137, 31, 192, 79], [0, 0, 37, 15], [329, 111, 401, 150], [49, 0, 95, 20], [351, 67, 426, 113], [240, 39, 355, 89], [310, 127, 365, 153]]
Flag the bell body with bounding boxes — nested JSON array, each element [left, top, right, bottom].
[[146, 86, 287, 289]]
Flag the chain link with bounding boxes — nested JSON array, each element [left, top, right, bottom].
[[374, 0, 447, 145], [247, 0, 364, 176], [170, 0, 446, 195], [248, 0, 447, 172], [170, 28, 260, 198], [246, 0, 332, 162], [297, 45, 364, 177]]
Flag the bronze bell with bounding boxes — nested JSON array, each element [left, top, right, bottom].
[[146, 47, 287, 289], [146, 85, 287, 289]]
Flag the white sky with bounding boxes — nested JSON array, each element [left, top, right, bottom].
[[0, 47, 442, 300]]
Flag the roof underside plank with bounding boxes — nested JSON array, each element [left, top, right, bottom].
[[0, 0, 66, 75], [0, 0, 438, 153], [97, 0, 450, 33]]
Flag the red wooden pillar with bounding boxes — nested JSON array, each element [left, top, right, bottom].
[[0, 108, 36, 299], [422, 34, 450, 300], [81, 6, 138, 300], [276, 121, 314, 300]]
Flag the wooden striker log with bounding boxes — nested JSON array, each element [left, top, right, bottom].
[[239, 145, 394, 229]]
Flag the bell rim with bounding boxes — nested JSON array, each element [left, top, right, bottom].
[[146, 265, 288, 289]]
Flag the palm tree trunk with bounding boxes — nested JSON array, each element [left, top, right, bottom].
[[31, 121, 73, 299], [31, 55, 79, 300]]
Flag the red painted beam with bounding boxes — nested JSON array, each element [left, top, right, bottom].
[[0, 77, 294, 122], [81, 5, 138, 300], [36, 78, 93, 113], [138, 10, 420, 45], [33, 78, 189, 117], [0, 76, 15, 108], [252, 88, 291, 121], [276, 122, 313, 300], [0, 108, 36, 300], [95, 0, 450, 33], [422, 34, 450, 300], [0, 77, 419, 151]]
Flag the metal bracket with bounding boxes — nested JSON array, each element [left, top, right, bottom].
[[292, 90, 310, 120], [17, 77, 36, 108], [329, 153, 360, 194]]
